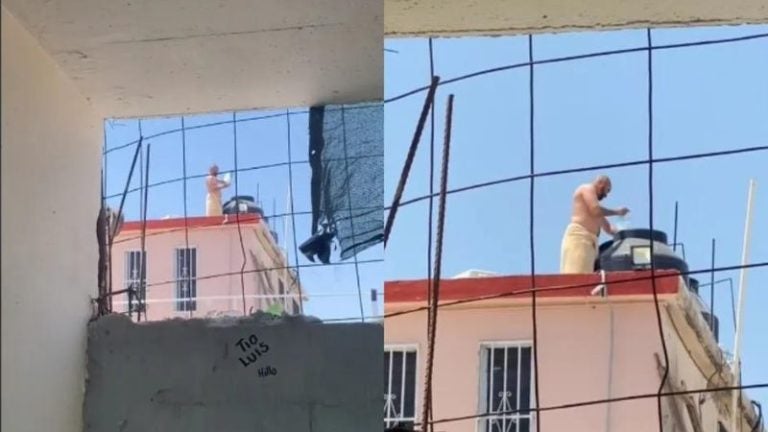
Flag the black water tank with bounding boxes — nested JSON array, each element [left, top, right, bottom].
[[222, 196, 267, 222], [595, 228, 689, 284]]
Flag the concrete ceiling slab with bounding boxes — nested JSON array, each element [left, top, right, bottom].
[[2, 0, 383, 118], [385, 0, 768, 36]]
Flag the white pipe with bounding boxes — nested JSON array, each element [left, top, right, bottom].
[[590, 271, 614, 432], [731, 179, 757, 432], [371, 289, 378, 318], [602, 271, 615, 432]]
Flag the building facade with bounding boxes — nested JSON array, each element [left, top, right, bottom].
[[384, 271, 761, 432], [111, 214, 303, 320]]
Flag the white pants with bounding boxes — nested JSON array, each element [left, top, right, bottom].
[[206, 193, 222, 216], [560, 223, 598, 274]]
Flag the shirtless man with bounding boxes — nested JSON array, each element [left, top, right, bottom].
[[560, 175, 629, 274], [205, 164, 230, 216]]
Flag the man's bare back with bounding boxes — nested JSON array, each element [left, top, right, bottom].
[[206, 175, 223, 198], [570, 176, 629, 237], [206, 164, 229, 198]]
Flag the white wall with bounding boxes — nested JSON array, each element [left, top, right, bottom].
[[1, 6, 102, 432]]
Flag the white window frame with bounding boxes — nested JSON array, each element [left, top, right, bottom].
[[124, 250, 146, 311], [384, 344, 419, 429], [174, 246, 197, 312], [476, 340, 536, 432]]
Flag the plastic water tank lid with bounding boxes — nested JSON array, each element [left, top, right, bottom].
[[615, 228, 668, 244]]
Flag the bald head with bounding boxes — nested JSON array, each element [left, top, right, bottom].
[[593, 175, 612, 200]]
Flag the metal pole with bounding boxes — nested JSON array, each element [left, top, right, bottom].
[[384, 75, 441, 247], [139, 143, 151, 322], [731, 179, 757, 432], [113, 137, 143, 238], [420, 94, 453, 432], [710, 238, 716, 331], [673, 201, 679, 252]]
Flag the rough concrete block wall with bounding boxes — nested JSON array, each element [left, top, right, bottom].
[[83, 315, 382, 432]]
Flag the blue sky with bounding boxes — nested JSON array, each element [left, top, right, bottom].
[[103, 110, 383, 322], [384, 26, 767, 407]]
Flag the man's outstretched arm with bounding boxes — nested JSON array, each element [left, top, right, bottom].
[[582, 187, 629, 217], [601, 206, 629, 217]]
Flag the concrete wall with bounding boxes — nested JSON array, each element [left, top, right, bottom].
[[1, 6, 102, 432], [112, 219, 300, 319], [385, 300, 672, 431], [385, 0, 768, 36], [663, 312, 721, 430], [2, 0, 384, 118], [83, 314, 382, 432]]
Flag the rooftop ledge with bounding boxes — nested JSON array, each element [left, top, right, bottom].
[[384, 270, 682, 305], [120, 214, 262, 232]]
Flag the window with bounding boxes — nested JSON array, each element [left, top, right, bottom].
[[479, 343, 534, 432], [124, 250, 146, 312], [384, 346, 417, 430], [175, 248, 197, 311]]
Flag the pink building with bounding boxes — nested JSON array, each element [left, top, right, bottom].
[[384, 271, 761, 432], [111, 214, 303, 320]]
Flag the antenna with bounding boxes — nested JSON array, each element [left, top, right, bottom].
[[672, 201, 679, 252]]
